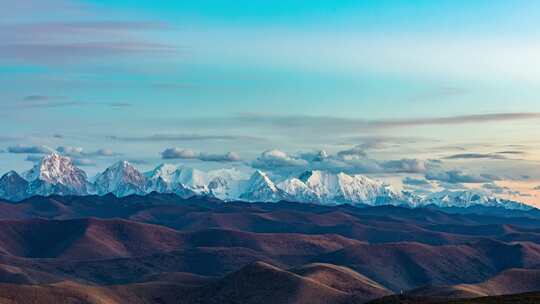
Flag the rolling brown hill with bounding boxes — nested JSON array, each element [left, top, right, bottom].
[[0, 280, 188, 304], [0, 218, 186, 259], [0, 262, 388, 304], [183, 261, 355, 304], [407, 268, 540, 299], [0, 218, 360, 260], [314, 239, 540, 291], [3, 195, 540, 246], [290, 263, 392, 300], [0, 194, 539, 302]]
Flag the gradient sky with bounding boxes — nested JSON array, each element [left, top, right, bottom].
[[2, 0, 540, 205]]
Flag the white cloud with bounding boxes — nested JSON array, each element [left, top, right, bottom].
[[251, 148, 430, 176], [56, 146, 119, 157]]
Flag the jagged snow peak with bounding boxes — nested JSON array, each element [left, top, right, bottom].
[[0, 154, 533, 211], [23, 153, 89, 196], [94, 160, 146, 196], [288, 170, 403, 205], [239, 170, 287, 202]]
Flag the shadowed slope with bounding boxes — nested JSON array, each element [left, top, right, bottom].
[[0, 280, 188, 304], [408, 268, 540, 299], [291, 263, 392, 301], [0, 263, 377, 304], [0, 218, 187, 259], [314, 240, 540, 291], [0, 218, 360, 260], [184, 261, 356, 304]]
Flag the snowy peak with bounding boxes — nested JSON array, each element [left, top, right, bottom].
[[24, 153, 89, 196], [423, 190, 532, 210], [173, 167, 208, 191], [94, 160, 145, 196], [299, 170, 342, 197], [145, 163, 178, 193], [25, 153, 87, 184], [145, 164, 177, 183], [0, 156, 534, 210], [240, 170, 285, 202], [293, 170, 401, 205], [145, 165, 209, 196], [208, 176, 235, 200], [248, 170, 278, 193], [206, 168, 247, 200], [277, 177, 316, 203]]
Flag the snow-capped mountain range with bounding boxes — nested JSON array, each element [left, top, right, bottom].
[[0, 153, 532, 210]]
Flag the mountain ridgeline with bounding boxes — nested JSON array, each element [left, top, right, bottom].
[[0, 153, 532, 211]]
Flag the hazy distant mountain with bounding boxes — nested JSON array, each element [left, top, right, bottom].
[[0, 171, 28, 202], [424, 190, 531, 211]]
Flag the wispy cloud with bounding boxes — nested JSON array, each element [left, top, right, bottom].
[[23, 152, 96, 167], [3, 21, 168, 37], [403, 177, 432, 186], [498, 151, 526, 155], [109, 134, 262, 142], [56, 146, 120, 157], [16, 96, 134, 109], [1, 42, 176, 64], [426, 170, 500, 184], [380, 113, 540, 127], [0, 4, 177, 64], [108, 102, 133, 108], [342, 136, 431, 150], [18, 95, 85, 108], [7, 145, 54, 154], [161, 148, 241, 162], [22, 95, 66, 101], [443, 153, 506, 160], [0, 0, 87, 21], [252, 150, 309, 170], [180, 112, 540, 141], [72, 158, 96, 167], [234, 112, 540, 131]]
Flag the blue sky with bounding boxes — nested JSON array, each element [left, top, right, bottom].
[[2, 0, 540, 204]]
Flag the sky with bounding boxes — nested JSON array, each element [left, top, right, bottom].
[[2, 0, 540, 205]]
